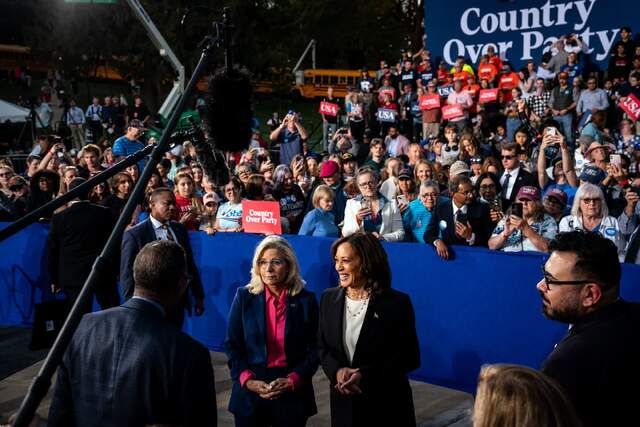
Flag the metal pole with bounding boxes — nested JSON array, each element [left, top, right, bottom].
[[0, 143, 154, 243], [10, 40, 216, 427]]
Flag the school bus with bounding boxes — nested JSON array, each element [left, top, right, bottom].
[[293, 69, 376, 99]]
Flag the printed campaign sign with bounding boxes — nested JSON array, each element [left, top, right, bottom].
[[319, 101, 339, 117], [478, 88, 499, 103], [419, 94, 441, 110], [377, 108, 398, 123], [442, 104, 464, 120], [379, 89, 396, 100], [242, 200, 282, 235], [620, 94, 640, 122]]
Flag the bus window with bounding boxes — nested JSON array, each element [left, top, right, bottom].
[[347, 77, 355, 85], [305, 77, 313, 85], [314, 75, 321, 85], [338, 76, 346, 84], [330, 76, 338, 85], [321, 76, 329, 85]]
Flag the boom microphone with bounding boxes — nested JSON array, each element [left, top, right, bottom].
[[202, 66, 253, 153]]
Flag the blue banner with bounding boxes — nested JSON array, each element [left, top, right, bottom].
[[2, 223, 640, 393], [424, 0, 630, 69]]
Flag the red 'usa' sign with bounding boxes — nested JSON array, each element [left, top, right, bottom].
[[620, 94, 640, 122], [242, 200, 282, 235], [478, 88, 499, 103], [419, 94, 440, 110], [442, 104, 464, 120], [319, 101, 339, 117]]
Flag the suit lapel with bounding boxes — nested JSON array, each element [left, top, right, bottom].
[[251, 291, 267, 360], [285, 292, 296, 341], [144, 219, 156, 242], [331, 288, 348, 363], [443, 202, 456, 242]]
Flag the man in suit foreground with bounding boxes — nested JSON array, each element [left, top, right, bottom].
[[499, 142, 538, 212], [121, 187, 204, 326], [48, 240, 217, 427], [47, 177, 119, 309], [538, 231, 640, 427], [424, 175, 493, 259]]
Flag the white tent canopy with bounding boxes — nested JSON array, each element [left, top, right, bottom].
[[0, 99, 29, 123]]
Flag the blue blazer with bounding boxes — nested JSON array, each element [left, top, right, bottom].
[[224, 286, 319, 418], [120, 218, 204, 302], [48, 298, 217, 426]]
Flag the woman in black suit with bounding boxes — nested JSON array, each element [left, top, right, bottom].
[[318, 232, 420, 427]]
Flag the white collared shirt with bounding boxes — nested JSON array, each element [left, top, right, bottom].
[[501, 167, 520, 199], [149, 215, 177, 242]]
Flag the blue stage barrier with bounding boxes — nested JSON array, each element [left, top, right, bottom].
[[2, 223, 640, 393]]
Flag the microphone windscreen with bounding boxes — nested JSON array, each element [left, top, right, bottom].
[[195, 141, 230, 187], [203, 67, 253, 153]]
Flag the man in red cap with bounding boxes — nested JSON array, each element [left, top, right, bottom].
[[304, 160, 347, 227], [488, 185, 558, 252]]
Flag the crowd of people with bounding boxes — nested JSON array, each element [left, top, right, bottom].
[[2, 24, 640, 427]]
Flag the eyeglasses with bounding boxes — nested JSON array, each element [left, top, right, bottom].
[[420, 192, 438, 199], [457, 188, 474, 196], [258, 259, 286, 268], [501, 155, 515, 160], [358, 181, 376, 188], [0, 172, 12, 178], [581, 197, 601, 204], [225, 187, 239, 193], [540, 267, 595, 291], [479, 184, 496, 190]]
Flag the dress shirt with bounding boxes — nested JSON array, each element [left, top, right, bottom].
[[149, 215, 177, 242], [501, 167, 519, 199], [577, 88, 609, 114], [66, 107, 85, 125], [239, 287, 302, 390]]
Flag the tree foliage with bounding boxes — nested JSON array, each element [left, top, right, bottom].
[[17, 0, 424, 110]]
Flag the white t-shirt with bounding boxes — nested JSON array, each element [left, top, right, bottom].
[[216, 201, 243, 230]]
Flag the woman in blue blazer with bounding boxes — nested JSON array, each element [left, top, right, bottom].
[[225, 236, 319, 427]]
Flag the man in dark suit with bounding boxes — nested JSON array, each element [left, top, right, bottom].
[[120, 187, 204, 325], [47, 177, 119, 309], [48, 240, 217, 427], [424, 175, 494, 259], [499, 142, 538, 212], [537, 231, 640, 427]]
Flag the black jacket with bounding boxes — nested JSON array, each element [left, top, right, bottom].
[[542, 300, 640, 427], [318, 286, 420, 427], [424, 200, 493, 248], [48, 298, 217, 427], [500, 168, 538, 212]]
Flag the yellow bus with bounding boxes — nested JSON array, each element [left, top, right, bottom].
[[293, 69, 377, 99]]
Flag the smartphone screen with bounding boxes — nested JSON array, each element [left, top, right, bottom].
[[610, 154, 622, 167], [512, 202, 523, 218]]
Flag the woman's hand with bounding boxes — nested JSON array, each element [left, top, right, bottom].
[[490, 209, 503, 223], [356, 207, 372, 223], [246, 379, 274, 398], [336, 367, 362, 395], [205, 227, 216, 236]]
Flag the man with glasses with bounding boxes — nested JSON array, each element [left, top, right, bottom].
[[425, 175, 493, 259], [538, 231, 640, 427], [499, 142, 538, 212]]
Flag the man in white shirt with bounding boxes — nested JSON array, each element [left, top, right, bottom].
[[65, 99, 86, 150]]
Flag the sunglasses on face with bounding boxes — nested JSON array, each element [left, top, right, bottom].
[[501, 155, 516, 160]]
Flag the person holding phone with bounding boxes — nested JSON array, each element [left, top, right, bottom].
[[424, 175, 493, 259], [269, 111, 308, 167], [488, 186, 558, 253]]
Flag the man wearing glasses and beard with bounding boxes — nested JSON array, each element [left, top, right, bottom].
[[537, 231, 640, 427]]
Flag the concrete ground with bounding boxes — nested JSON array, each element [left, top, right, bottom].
[[0, 327, 473, 426]]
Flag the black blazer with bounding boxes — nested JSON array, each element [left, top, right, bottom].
[[424, 200, 493, 247], [48, 298, 217, 426], [224, 286, 319, 418], [501, 168, 538, 211], [120, 218, 204, 301], [47, 201, 116, 292], [318, 287, 420, 427]]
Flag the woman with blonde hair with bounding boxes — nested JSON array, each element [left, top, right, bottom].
[[224, 236, 319, 426], [298, 184, 339, 237], [473, 364, 582, 427]]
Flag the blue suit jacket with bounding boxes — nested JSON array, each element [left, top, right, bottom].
[[48, 298, 217, 426], [120, 218, 204, 301], [224, 286, 319, 417]]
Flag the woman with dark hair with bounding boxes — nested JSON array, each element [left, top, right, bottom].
[[318, 232, 420, 427], [88, 171, 112, 204], [27, 169, 60, 216], [272, 165, 306, 234], [475, 172, 504, 224], [100, 172, 134, 221]]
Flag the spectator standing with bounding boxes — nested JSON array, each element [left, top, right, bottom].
[[112, 119, 147, 172], [128, 95, 151, 126], [224, 236, 319, 426], [538, 231, 640, 427], [85, 97, 103, 144], [488, 186, 557, 252], [526, 78, 551, 124], [173, 172, 203, 232], [199, 192, 220, 235], [318, 233, 420, 427], [549, 72, 576, 146], [298, 185, 339, 237], [500, 142, 539, 211], [65, 99, 85, 150], [576, 78, 609, 126], [446, 78, 473, 132], [403, 179, 442, 243], [216, 177, 244, 232], [272, 165, 306, 234], [321, 87, 341, 153], [48, 240, 217, 427], [269, 112, 308, 167], [383, 125, 410, 157]]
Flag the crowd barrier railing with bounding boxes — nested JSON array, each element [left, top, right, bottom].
[[2, 223, 639, 393]]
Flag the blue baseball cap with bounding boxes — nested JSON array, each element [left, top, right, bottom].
[[579, 165, 606, 184]]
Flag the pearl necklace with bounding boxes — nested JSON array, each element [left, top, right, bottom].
[[346, 295, 369, 318]]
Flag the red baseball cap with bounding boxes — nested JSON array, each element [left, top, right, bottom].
[[319, 160, 340, 178]]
